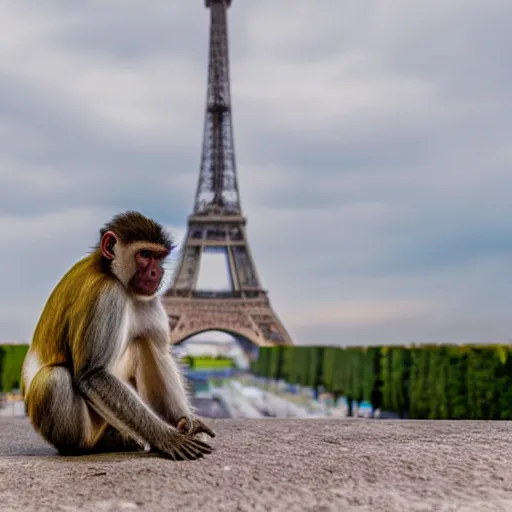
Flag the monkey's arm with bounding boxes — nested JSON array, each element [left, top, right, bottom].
[[72, 288, 211, 460], [78, 369, 210, 454]]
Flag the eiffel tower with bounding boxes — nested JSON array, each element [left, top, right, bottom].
[[163, 0, 293, 353]]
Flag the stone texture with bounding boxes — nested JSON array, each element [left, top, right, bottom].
[[1, 417, 512, 511]]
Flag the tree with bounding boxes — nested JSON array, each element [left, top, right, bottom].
[[380, 347, 392, 411], [445, 347, 468, 419], [1, 345, 29, 392], [0, 346, 5, 392], [390, 348, 409, 418], [409, 349, 430, 419]]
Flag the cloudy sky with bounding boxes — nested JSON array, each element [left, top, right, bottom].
[[1, 0, 511, 346]]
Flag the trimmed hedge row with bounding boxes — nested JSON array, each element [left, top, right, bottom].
[[0, 344, 29, 392], [0, 346, 236, 392], [250, 345, 512, 420], [182, 356, 235, 369]]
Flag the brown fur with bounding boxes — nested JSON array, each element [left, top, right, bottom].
[[99, 211, 174, 252], [21, 211, 215, 460]]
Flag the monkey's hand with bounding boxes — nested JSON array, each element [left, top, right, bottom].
[[177, 416, 216, 439], [153, 428, 213, 461]]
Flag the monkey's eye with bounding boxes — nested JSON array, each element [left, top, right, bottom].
[[139, 250, 152, 259]]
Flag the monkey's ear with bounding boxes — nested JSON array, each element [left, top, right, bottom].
[[100, 231, 118, 260]]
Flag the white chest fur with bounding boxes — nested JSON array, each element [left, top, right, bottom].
[[117, 296, 169, 349], [129, 298, 168, 337], [111, 297, 170, 380]]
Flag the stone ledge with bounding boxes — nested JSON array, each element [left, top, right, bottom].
[[1, 417, 512, 511]]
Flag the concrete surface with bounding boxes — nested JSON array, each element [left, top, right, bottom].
[[0, 401, 24, 417], [1, 418, 512, 511]]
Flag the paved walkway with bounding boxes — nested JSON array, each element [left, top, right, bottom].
[[0, 401, 24, 417], [1, 418, 512, 511]]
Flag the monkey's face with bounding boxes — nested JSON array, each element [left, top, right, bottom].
[[130, 249, 168, 296], [100, 230, 170, 298]]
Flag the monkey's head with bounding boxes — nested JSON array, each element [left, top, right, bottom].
[[98, 211, 174, 299]]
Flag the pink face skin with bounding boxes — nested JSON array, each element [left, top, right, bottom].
[[131, 249, 168, 296], [100, 231, 169, 296]]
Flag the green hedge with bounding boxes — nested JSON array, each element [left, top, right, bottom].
[[251, 344, 512, 420], [0, 344, 29, 392], [0, 346, 236, 393], [182, 355, 235, 370]]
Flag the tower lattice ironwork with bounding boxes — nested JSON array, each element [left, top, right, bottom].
[[163, 0, 293, 350]]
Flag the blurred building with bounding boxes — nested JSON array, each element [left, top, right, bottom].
[[171, 336, 249, 370]]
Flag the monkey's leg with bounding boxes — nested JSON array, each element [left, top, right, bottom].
[[25, 365, 107, 456], [133, 339, 193, 426], [134, 339, 215, 441], [84, 349, 146, 454], [90, 425, 147, 454]]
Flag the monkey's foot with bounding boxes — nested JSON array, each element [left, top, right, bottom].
[[152, 433, 213, 461], [177, 416, 216, 439]]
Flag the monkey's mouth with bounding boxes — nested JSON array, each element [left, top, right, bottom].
[[136, 279, 160, 295]]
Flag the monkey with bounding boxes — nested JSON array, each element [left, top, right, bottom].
[[20, 211, 215, 461]]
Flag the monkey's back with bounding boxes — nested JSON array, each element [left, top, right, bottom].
[[30, 252, 111, 367]]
